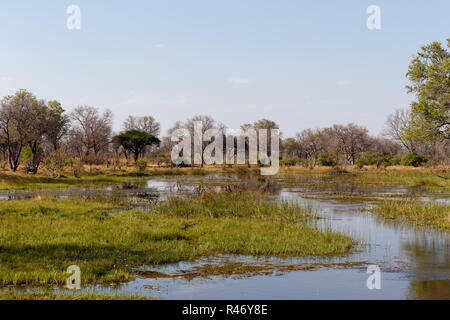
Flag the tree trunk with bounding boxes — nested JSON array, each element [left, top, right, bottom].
[[29, 142, 41, 174]]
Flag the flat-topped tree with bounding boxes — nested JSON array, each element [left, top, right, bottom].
[[116, 129, 160, 162]]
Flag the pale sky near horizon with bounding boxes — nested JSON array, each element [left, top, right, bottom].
[[0, 0, 448, 137]]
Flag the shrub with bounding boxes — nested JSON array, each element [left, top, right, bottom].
[[400, 152, 428, 167], [44, 150, 70, 177], [134, 158, 148, 172], [356, 152, 378, 168], [377, 154, 401, 168], [281, 158, 301, 166], [390, 155, 401, 166], [356, 153, 402, 168], [67, 158, 84, 178], [20, 146, 33, 162], [317, 153, 337, 167]]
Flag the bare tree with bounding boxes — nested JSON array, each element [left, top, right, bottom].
[[369, 137, 402, 156], [384, 109, 417, 152], [164, 115, 225, 167], [331, 124, 371, 165], [295, 128, 324, 167], [123, 115, 160, 136], [160, 121, 183, 156], [70, 106, 113, 161], [65, 129, 85, 158], [0, 90, 47, 171]]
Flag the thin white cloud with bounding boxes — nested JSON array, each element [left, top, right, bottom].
[[154, 43, 165, 48], [228, 77, 250, 85]]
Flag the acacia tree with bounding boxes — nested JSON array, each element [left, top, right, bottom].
[[116, 130, 160, 161], [406, 39, 449, 141], [123, 115, 161, 157]]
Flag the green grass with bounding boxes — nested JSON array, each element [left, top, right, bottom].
[[0, 172, 146, 190], [281, 166, 450, 192], [371, 199, 450, 231], [0, 291, 148, 300], [351, 170, 450, 192], [0, 192, 353, 287]]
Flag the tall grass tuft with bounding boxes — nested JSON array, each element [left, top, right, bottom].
[[371, 199, 450, 231]]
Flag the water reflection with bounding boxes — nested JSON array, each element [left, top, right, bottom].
[[406, 280, 450, 300]]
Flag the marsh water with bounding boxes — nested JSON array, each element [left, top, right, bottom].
[[1, 173, 449, 299]]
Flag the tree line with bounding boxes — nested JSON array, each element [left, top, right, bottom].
[[0, 40, 448, 174]]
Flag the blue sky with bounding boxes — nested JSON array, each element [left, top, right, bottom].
[[0, 0, 448, 137]]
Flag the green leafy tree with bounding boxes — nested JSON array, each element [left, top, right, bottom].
[[46, 101, 70, 151], [283, 137, 300, 158], [406, 39, 449, 141], [116, 130, 160, 161], [253, 119, 279, 130]]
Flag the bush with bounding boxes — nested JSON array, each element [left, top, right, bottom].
[[20, 146, 32, 162], [317, 153, 337, 167], [377, 154, 394, 168], [134, 158, 148, 172], [281, 158, 302, 167], [356, 153, 402, 168], [356, 152, 378, 168], [401, 152, 428, 167], [67, 158, 84, 178], [390, 155, 401, 166], [44, 150, 70, 177]]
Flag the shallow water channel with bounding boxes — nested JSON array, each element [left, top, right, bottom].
[[1, 174, 449, 299]]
